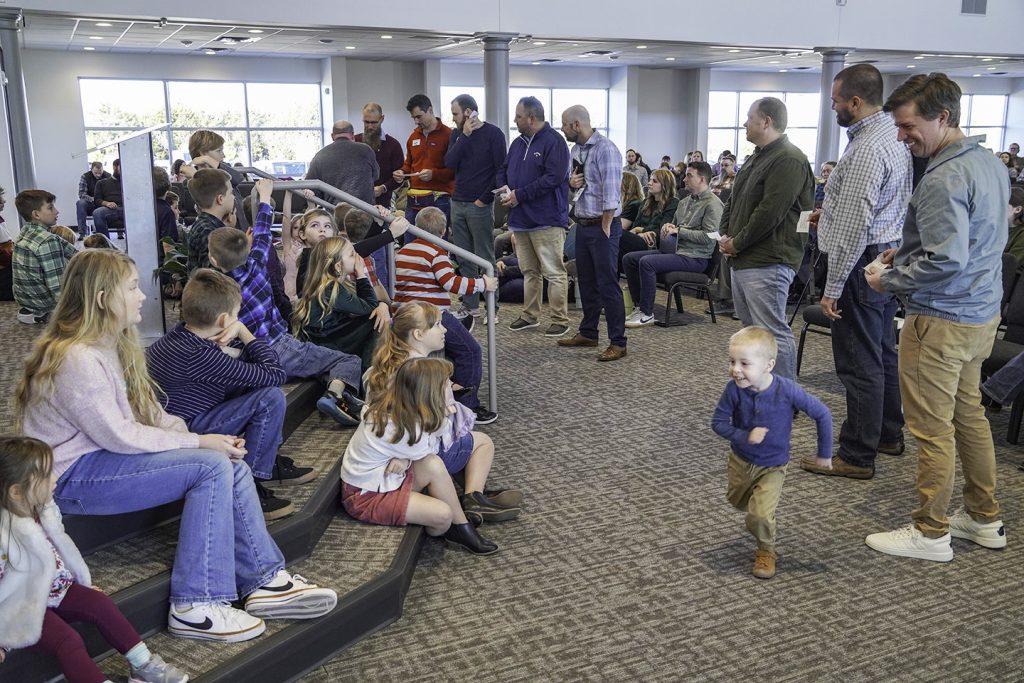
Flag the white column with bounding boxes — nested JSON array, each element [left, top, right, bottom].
[[0, 9, 36, 191], [483, 33, 517, 130], [119, 133, 163, 342], [815, 49, 848, 168]]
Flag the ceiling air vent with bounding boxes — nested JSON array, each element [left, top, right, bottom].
[[582, 50, 613, 56], [538, 58, 561, 63], [961, 0, 987, 15]]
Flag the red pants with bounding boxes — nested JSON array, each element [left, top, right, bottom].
[[30, 583, 141, 683]]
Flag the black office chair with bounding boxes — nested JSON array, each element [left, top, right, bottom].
[[796, 304, 832, 376], [982, 273, 1024, 443], [655, 249, 722, 327]]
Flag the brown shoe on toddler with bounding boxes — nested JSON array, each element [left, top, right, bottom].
[[753, 549, 776, 579]]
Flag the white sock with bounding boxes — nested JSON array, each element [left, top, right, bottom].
[[262, 569, 289, 588], [125, 642, 151, 669]]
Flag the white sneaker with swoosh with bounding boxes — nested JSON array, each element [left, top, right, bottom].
[[244, 570, 338, 619], [168, 602, 265, 642]]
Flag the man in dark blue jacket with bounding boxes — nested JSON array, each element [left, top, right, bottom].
[[445, 93, 507, 323], [496, 96, 571, 336]]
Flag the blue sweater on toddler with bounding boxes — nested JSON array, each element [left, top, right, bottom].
[[711, 375, 832, 468]]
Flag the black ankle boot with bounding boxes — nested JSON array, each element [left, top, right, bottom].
[[444, 522, 498, 555], [461, 491, 522, 522]]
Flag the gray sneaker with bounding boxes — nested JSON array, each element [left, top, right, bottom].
[[130, 653, 189, 683], [544, 323, 570, 337], [508, 317, 539, 331]]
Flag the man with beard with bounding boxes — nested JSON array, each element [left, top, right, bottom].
[[355, 102, 405, 209]]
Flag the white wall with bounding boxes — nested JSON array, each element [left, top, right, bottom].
[[710, 71, 821, 93], [1008, 79, 1024, 152], [340, 59, 426, 136]]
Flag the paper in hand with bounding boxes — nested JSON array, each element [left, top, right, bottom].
[[796, 210, 812, 234]]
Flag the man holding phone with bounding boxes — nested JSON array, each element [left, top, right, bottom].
[[445, 94, 508, 325]]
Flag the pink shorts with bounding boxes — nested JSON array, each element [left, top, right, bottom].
[[342, 472, 414, 526]]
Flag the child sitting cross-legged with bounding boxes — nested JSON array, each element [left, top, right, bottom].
[[147, 269, 319, 522], [207, 178, 365, 427], [711, 326, 832, 580], [342, 357, 499, 554], [364, 301, 522, 522], [12, 189, 77, 325], [394, 206, 498, 423], [0, 436, 189, 683]]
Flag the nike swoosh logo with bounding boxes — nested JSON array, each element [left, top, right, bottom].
[[258, 581, 295, 593], [172, 614, 214, 630]]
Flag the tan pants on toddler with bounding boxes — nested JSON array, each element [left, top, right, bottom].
[[726, 451, 787, 553]]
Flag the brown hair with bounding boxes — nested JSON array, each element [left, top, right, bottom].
[[620, 172, 644, 207], [0, 436, 54, 518], [189, 168, 232, 211], [367, 357, 452, 445], [883, 72, 961, 127], [344, 211, 375, 241], [642, 169, 677, 216], [754, 98, 788, 133], [415, 206, 446, 236], [83, 234, 115, 249], [182, 268, 242, 327], [207, 226, 249, 271], [834, 63, 884, 107], [332, 203, 353, 232], [15, 189, 56, 222], [49, 226, 76, 244], [188, 130, 226, 160]]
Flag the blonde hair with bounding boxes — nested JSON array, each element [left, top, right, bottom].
[[0, 436, 54, 518], [730, 326, 778, 361], [620, 172, 643, 206], [297, 208, 336, 244], [642, 169, 677, 216], [15, 250, 164, 430], [364, 301, 440, 402], [292, 236, 357, 335], [367, 357, 452, 445]]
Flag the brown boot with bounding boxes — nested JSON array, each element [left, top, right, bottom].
[[800, 455, 874, 480], [558, 334, 598, 348], [597, 345, 627, 362], [753, 549, 777, 579]]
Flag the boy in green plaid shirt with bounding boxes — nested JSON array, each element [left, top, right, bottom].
[[13, 189, 77, 324]]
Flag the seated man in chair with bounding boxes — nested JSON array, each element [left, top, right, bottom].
[[624, 161, 724, 327]]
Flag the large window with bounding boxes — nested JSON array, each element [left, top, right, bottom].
[[440, 86, 608, 145], [707, 90, 822, 167], [961, 94, 1007, 151], [79, 79, 323, 176]]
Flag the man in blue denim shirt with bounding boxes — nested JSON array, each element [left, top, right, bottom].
[[864, 73, 1009, 563]]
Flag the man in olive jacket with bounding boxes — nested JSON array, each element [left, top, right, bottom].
[[720, 97, 814, 379]]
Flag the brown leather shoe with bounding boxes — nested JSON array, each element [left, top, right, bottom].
[[753, 549, 776, 579], [558, 334, 598, 348], [800, 455, 874, 480], [597, 344, 627, 362]]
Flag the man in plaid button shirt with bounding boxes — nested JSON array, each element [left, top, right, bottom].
[[801, 63, 911, 480], [13, 189, 77, 324]]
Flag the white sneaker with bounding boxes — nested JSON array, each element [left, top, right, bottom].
[[129, 653, 189, 683], [244, 570, 338, 619], [865, 524, 953, 562], [451, 305, 471, 320], [949, 508, 1007, 549], [624, 307, 643, 323], [168, 602, 265, 642], [625, 313, 656, 328]]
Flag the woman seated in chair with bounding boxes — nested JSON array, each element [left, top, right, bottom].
[[623, 161, 724, 328], [618, 172, 645, 230], [618, 169, 679, 272]]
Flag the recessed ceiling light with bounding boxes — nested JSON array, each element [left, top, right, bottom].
[[769, 60, 779, 64], [248, 29, 264, 34], [345, 46, 356, 50], [96, 22, 112, 27], [531, 61, 541, 65], [907, 65, 916, 68], [380, 34, 392, 39], [205, 49, 218, 55], [533, 41, 546, 45], [665, 57, 675, 61], [988, 66, 997, 70], [973, 73, 981, 77], [637, 45, 647, 49], [89, 36, 104, 40], [982, 57, 994, 61], [914, 55, 925, 60], [728, 49, 741, 53], [83, 46, 95, 51], [779, 69, 788, 73]]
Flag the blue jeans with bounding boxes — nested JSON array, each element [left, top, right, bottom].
[[831, 246, 904, 467], [270, 333, 362, 392], [732, 264, 797, 379], [451, 200, 496, 311], [404, 193, 451, 244], [187, 387, 286, 479], [623, 250, 709, 315], [442, 310, 482, 409], [983, 351, 1024, 405], [92, 207, 124, 237], [55, 449, 284, 604], [76, 198, 95, 236], [576, 219, 626, 347]]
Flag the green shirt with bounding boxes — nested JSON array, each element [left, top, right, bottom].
[[13, 222, 77, 315]]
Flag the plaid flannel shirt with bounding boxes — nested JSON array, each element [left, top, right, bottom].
[[229, 202, 288, 343], [571, 130, 623, 219], [13, 223, 77, 314]]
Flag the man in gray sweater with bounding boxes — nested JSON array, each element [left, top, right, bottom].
[[305, 120, 379, 207]]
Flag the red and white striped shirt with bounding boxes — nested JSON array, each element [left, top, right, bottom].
[[394, 238, 483, 310]]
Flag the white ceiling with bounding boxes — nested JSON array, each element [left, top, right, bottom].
[[19, 12, 1024, 79]]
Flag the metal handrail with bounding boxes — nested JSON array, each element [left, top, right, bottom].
[[243, 175, 498, 413]]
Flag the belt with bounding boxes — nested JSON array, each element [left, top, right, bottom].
[[575, 217, 605, 225]]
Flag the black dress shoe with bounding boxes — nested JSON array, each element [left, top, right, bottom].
[[877, 436, 906, 456], [462, 491, 521, 522], [484, 488, 524, 508], [444, 522, 498, 555]]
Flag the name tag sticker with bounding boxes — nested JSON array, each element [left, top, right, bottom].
[[412, 139, 421, 147]]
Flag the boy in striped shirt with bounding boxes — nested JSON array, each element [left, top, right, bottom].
[[394, 206, 498, 423]]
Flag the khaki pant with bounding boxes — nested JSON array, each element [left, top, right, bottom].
[[726, 452, 787, 553], [514, 227, 569, 325], [900, 314, 1001, 537]]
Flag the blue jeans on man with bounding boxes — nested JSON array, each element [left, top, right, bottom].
[[830, 244, 904, 468], [732, 263, 797, 379], [55, 448, 285, 604], [404, 193, 451, 244], [575, 217, 626, 347], [441, 309, 482, 409], [92, 206, 124, 238], [623, 249, 709, 315], [76, 198, 96, 237], [451, 199, 495, 311], [187, 387, 286, 480]]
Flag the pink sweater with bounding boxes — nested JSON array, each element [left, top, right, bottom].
[[22, 343, 200, 478]]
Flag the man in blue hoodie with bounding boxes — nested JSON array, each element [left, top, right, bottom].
[[496, 96, 571, 337]]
